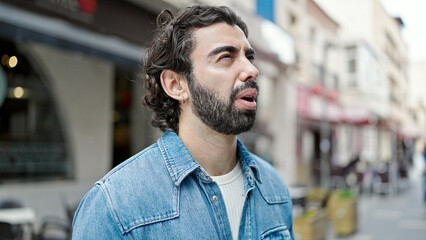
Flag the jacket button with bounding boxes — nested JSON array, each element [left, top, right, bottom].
[[212, 195, 218, 201]]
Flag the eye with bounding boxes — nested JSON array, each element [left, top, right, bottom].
[[219, 54, 232, 60], [247, 54, 255, 63]]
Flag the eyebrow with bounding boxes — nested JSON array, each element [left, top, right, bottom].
[[207, 45, 256, 57]]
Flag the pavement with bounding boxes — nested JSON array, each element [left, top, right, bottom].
[[327, 179, 426, 240]]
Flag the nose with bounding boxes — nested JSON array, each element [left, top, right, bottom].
[[239, 59, 259, 82]]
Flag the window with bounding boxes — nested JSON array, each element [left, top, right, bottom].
[[346, 45, 357, 73], [333, 75, 339, 90], [0, 38, 69, 181], [385, 32, 397, 67], [346, 45, 358, 88], [309, 27, 316, 43], [290, 13, 298, 26]]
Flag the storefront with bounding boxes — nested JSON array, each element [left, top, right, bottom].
[[296, 83, 344, 187], [0, 0, 159, 183], [0, 1, 162, 228]]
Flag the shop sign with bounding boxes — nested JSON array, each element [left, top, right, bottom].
[[34, 0, 97, 14], [34, 0, 97, 21]]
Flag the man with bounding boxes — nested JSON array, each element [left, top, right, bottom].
[[72, 5, 293, 240]]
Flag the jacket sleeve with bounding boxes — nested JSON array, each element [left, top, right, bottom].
[[72, 184, 123, 239]]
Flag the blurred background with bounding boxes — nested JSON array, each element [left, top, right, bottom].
[[0, 0, 425, 239]]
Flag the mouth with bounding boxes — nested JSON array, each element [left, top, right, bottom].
[[241, 96, 255, 102], [235, 88, 257, 110]]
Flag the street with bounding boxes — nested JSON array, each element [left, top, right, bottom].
[[327, 179, 426, 240]]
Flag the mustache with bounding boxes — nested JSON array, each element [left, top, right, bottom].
[[230, 81, 259, 101]]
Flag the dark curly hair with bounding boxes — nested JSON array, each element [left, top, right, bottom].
[[142, 5, 248, 133]]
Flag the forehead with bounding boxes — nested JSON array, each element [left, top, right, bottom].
[[191, 23, 251, 56]]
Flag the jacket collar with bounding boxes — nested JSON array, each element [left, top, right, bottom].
[[237, 139, 261, 184], [158, 130, 261, 186]]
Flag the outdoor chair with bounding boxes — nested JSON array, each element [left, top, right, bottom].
[[36, 197, 78, 240]]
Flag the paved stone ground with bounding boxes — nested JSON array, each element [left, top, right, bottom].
[[327, 179, 426, 240]]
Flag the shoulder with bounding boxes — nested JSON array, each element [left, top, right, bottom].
[[96, 142, 175, 206], [73, 182, 124, 237], [74, 142, 178, 235], [101, 143, 162, 182]]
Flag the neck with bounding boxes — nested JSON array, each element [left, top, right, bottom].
[[178, 121, 238, 176]]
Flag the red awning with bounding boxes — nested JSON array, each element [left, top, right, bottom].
[[297, 85, 373, 125], [297, 85, 344, 123], [342, 107, 373, 125]]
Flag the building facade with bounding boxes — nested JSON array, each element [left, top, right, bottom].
[[316, 0, 412, 193], [0, 0, 162, 227]]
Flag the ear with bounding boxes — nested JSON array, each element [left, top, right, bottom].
[[160, 70, 188, 103]]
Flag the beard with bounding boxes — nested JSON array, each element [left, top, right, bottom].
[[187, 73, 258, 135]]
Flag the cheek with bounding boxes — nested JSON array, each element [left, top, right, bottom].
[[193, 66, 237, 96]]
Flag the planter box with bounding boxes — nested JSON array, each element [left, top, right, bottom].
[[293, 209, 327, 240], [327, 190, 357, 236]]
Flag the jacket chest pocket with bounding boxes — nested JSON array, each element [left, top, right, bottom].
[[261, 225, 292, 240]]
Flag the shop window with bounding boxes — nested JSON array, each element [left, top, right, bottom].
[[0, 38, 69, 181]]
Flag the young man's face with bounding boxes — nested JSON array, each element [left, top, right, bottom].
[[188, 22, 260, 135]]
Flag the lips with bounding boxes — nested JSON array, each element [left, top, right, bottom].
[[235, 88, 257, 110]]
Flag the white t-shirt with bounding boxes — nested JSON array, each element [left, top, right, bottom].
[[211, 162, 245, 240]]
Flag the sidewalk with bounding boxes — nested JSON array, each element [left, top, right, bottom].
[[327, 180, 426, 240]]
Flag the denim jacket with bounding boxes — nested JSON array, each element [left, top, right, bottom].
[[72, 131, 294, 239]]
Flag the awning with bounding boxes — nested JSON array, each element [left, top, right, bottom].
[[297, 84, 374, 125], [343, 106, 373, 125], [297, 85, 344, 123], [0, 2, 144, 67]]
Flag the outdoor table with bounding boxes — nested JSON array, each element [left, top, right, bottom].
[[0, 207, 36, 240]]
